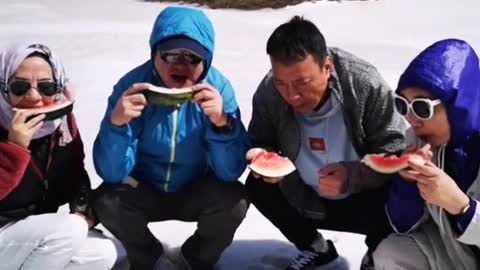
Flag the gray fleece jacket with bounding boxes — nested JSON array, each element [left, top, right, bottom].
[[248, 47, 406, 219]]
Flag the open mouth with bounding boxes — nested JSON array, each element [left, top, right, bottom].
[[171, 74, 189, 84]]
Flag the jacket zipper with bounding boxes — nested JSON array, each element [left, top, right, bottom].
[[30, 135, 56, 198], [164, 109, 178, 192]]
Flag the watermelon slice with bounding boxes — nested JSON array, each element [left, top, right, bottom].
[[248, 151, 296, 178], [362, 153, 425, 174], [14, 100, 73, 122], [143, 84, 194, 107]]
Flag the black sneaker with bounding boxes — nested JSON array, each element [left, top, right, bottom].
[[285, 240, 339, 270]]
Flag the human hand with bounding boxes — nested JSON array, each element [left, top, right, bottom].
[[110, 83, 149, 126], [319, 163, 348, 197], [399, 160, 469, 215], [246, 148, 284, 184], [404, 144, 433, 161], [8, 110, 45, 149], [191, 83, 227, 127]]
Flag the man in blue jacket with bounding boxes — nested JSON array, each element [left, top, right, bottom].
[[92, 7, 249, 270]]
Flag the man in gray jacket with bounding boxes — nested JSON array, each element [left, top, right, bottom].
[[246, 16, 406, 270]]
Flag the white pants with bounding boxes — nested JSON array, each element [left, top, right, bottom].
[[0, 213, 128, 270]]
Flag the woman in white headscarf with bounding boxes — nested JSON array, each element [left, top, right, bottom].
[[0, 41, 128, 270]]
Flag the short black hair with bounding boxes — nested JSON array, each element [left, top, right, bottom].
[[266, 16, 328, 65]]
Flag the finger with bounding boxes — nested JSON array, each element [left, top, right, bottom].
[[30, 119, 45, 133], [192, 83, 214, 93], [246, 148, 266, 162], [125, 110, 142, 119], [420, 144, 431, 152], [399, 170, 420, 182], [192, 89, 216, 104], [125, 83, 152, 96], [25, 114, 46, 128], [129, 104, 146, 112], [127, 93, 147, 105], [407, 160, 437, 176], [319, 164, 341, 177], [263, 177, 282, 184], [14, 109, 37, 124]]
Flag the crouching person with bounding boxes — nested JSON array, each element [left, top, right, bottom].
[[374, 39, 480, 270], [92, 6, 250, 270], [0, 41, 127, 270]]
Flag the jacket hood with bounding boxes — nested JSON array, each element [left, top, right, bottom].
[[397, 39, 480, 146], [149, 6, 215, 73]]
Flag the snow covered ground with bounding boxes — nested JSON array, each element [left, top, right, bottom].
[[1, 0, 479, 268]]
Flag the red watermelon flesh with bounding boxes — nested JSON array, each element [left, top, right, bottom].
[[14, 100, 73, 121], [362, 153, 425, 174], [249, 151, 296, 178]]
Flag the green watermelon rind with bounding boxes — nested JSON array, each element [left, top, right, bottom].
[[143, 85, 194, 107]]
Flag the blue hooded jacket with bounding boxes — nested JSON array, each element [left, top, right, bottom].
[[93, 7, 249, 192], [388, 39, 480, 232]]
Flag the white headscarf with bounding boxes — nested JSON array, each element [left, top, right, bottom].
[[0, 41, 73, 140]]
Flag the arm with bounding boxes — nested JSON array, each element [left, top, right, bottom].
[[93, 82, 142, 183], [247, 78, 278, 151], [205, 79, 250, 182], [343, 69, 406, 193], [0, 142, 31, 200]]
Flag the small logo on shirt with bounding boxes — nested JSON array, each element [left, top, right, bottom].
[[309, 138, 326, 152]]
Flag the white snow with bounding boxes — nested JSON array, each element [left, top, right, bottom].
[[1, 0, 479, 268]]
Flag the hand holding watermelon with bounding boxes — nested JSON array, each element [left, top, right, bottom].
[[362, 144, 430, 175], [191, 83, 228, 127], [246, 148, 296, 183], [399, 160, 470, 215], [111, 83, 149, 127], [8, 110, 45, 148]]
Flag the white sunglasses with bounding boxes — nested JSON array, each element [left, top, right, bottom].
[[394, 95, 441, 120]]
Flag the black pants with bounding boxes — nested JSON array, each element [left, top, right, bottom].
[[246, 173, 392, 251], [93, 177, 248, 270]]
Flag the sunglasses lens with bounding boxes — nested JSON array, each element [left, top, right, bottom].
[[160, 52, 203, 66], [412, 100, 431, 120], [185, 54, 203, 65], [37, 82, 58, 96], [8, 81, 57, 97], [9, 81, 31, 96], [394, 97, 408, 116]]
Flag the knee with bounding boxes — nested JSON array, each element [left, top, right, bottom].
[[372, 235, 403, 269], [216, 183, 248, 225], [52, 214, 89, 252], [92, 185, 122, 223]]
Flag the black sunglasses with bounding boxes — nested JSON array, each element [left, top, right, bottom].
[[9, 80, 59, 97], [394, 95, 441, 121], [159, 52, 203, 66]]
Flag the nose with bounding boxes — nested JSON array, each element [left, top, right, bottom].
[[24, 84, 43, 100], [406, 111, 422, 127]]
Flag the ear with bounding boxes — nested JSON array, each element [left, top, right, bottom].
[[323, 57, 334, 74]]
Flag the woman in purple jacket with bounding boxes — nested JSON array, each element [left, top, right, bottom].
[[373, 39, 480, 270]]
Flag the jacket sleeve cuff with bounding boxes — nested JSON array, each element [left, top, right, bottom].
[[205, 116, 241, 141], [101, 118, 133, 140], [448, 197, 476, 235]]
